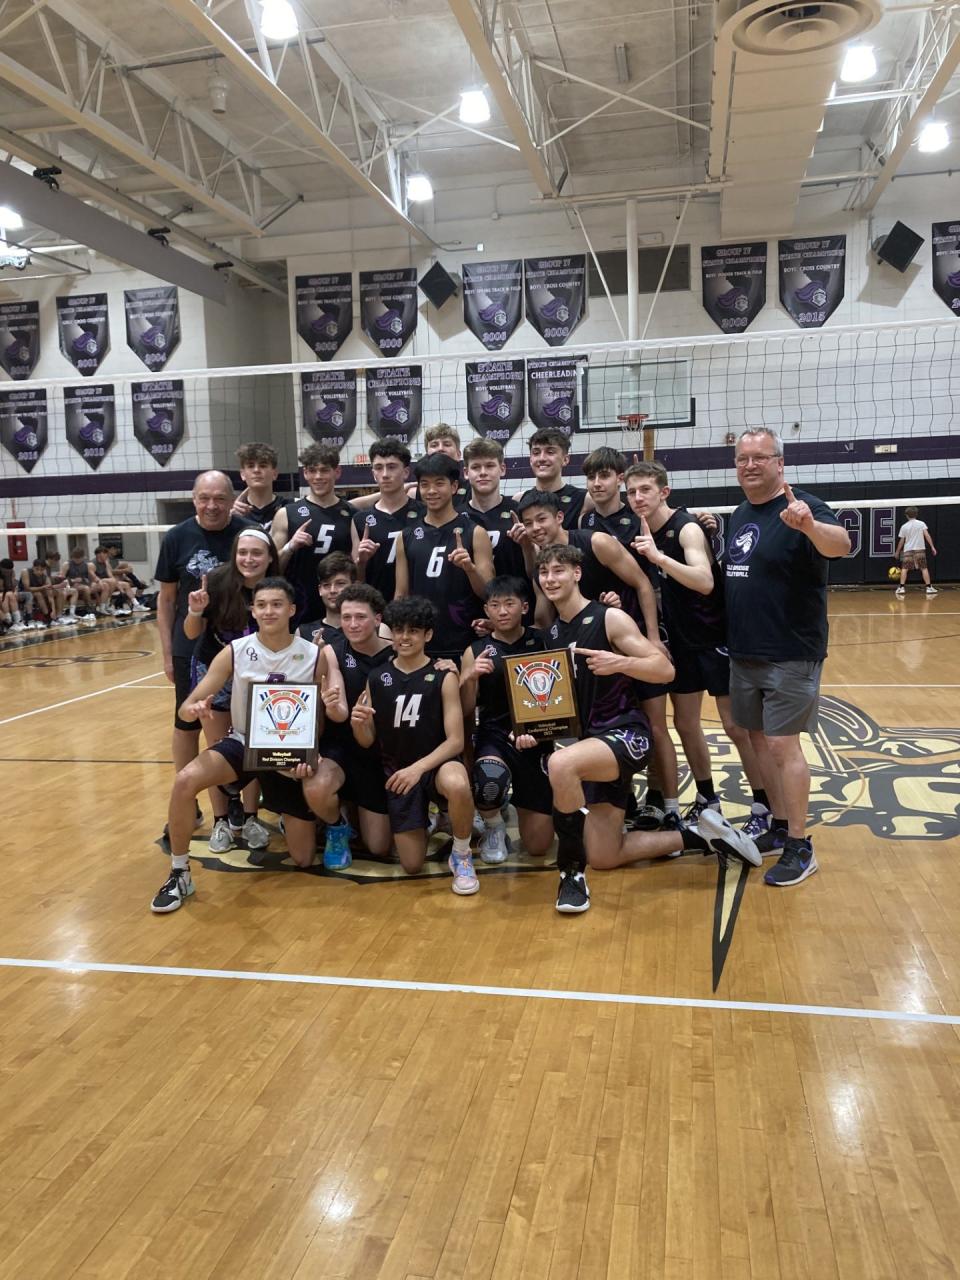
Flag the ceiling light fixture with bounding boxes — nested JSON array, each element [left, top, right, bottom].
[[459, 89, 490, 125], [840, 43, 876, 84], [406, 172, 433, 203], [208, 69, 229, 115], [918, 119, 949, 152], [614, 42, 630, 86], [0, 205, 23, 231], [260, 0, 298, 41]]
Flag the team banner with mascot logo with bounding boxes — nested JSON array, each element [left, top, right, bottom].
[[778, 236, 845, 328], [56, 293, 109, 376], [465, 359, 526, 442], [366, 365, 422, 445], [0, 301, 40, 380], [526, 355, 585, 435], [359, 268, 418, 355], [300, 369, 358, 449], [64, 382, 116, 471], [931, 222, 960, 315], [701, 242, 767, 334], [131, 379, 185, 465], [124, 286, 181, 370], [462, 260, 523, 350], [524, 255, 586, 346], [0, 386, 47, 473], [295, 273, 353, 359]]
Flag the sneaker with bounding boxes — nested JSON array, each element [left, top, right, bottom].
[[428, 808, 452, 838], [80, 614, 97, 627], [629, 802, 664, 831], [697, 808, 761, 867], [755, 825, 787, 856], [764, 840, 818, 887], [227, 794, 244, 834], [208, 818, 236, 854], [323, 821, 353, 870], [926, 586, 938, 596], [242, 815, 271, 851], [682, 795, 721, 824], [448, 849, 480, 895], [9, 621, 25, 632], [741, 809, 772, 840], [895, 587, 905, 597], [479, 824, 511, 864], [132, 600, 150, 612], [150, 867, 194, 914], [114, 606, 131, 616], [556, 870, 590, 914], [471, 811, 486, 842]]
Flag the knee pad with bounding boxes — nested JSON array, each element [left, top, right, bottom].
[[472, 756, 511, 810]]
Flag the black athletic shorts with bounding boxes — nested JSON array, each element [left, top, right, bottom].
[[669, 645, 731, 697], [173, 654, 201, 732], [210, 734, 315, 822], [339, 743, 389, 815], [582, 724, 652, 810], [474, 727, 553, 816], [383, 765, 446, 834]]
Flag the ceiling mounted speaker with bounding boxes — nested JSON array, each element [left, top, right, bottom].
[[873, 221, 924, 272], [419, 261, 459, 308], [728, 0, 880, 56]]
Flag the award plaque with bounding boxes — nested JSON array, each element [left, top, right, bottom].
[[243, 682, 319, 770], [504, 647, 580, 741]]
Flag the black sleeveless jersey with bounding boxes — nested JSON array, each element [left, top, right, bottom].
[[352, 498, 422, 601], [469, 626, 546, 733], [567, 530, 645, 629], [282, 495, 354, 621], [547, 602, 650, 737], [368, 659, 450, 769], [245, 493, 287, 529], [325, 632, 394, 752], [580, 502, 640, 544], [466, 498, 529, 587], [297, 619, 340, 647], [401, 513, 485, 656], [652, 509, 726, 652], [417, 480, 472, 509], [518, 482, 587, 530]]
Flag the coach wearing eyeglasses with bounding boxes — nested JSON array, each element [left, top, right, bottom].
[[724, 428, 850, 889]]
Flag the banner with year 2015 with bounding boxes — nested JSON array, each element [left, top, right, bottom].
[[131, 379, 185, 466], [701, 242, 767, 333], [0, 301, 40, 380], [64, 382, 116, 470], [0, 386, 47, 473], [301, 369, 358, 449], [359, 268, 418, 355], [778, 236, 845, 328], [295, 273, 353, 359], [462, 260, 523, 350], [465, 359, 525, 443]]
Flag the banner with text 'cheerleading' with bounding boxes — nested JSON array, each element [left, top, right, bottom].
[[359, 268, 418, 355], [125, 286, 181, 370], [524, 255, 586, 346], [0, 386, 47, 473], [465, 360, 526, 443], [366, 365, 422, 445], [131, 379, 184, 466], [56, 293, 109, 376], [295, 273, 353, 359], [64, 382, 116, 471], [462, 260, 523, 350], [931, 222, 960, 315], [778, 236, 845, 328], [527, 356, 584, 434], [300, 369, 358, 449], [0, 301, 40, 380], [701, 242, 767, 334]]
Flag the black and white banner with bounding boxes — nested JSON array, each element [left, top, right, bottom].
[[0, 302, 40, 380], [465, 359, 526, 443], [295, 273, 353, 359], [132, 379, 185, 466], [301, 368, 358, 449], [524, 255, 586, 346], [125, 286, 181, 370], [0, 387, 47, 473], [701, 242, 767, 334], [778, 236, 845, 329], [366, 365, 422, 445], [56, 293, 109, 376], [64, 382, 116, 471], [462, 259, 523, 350], [526, 356, 584, 435], [359, 268, 418, 355], [931, 222, 960, 315]]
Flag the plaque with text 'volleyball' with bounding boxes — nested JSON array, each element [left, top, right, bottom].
[[244, 683, 319, 771], [504, 647, 580, 741]]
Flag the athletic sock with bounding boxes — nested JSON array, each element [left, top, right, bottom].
[[752, 788, 770, 809], [664, 798, 680, 815], [771, 815, 788, 832], [553, 807, 586, 875], [12, 611, 20, 624], [452, 834, 472, 858], [171, 853, 190, 871], [695, 777, 717, 803]]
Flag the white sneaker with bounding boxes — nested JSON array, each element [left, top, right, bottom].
[[115, 606, 131, 616], [697, 808, 761, 867], [241, 815, 271, 850], [208, 818, 236, 854], [895, 587, 905, 597], [9, 622, 25, 632], [479, 824, 511, 864], [80, 614, 97, 627], [472, 811, 486, 842], [132, 600, 149, 612], [926, 586, 938, 596]]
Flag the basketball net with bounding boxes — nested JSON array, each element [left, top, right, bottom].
[[618, 412, 653, 462]]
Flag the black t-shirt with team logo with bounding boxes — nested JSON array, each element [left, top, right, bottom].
[[469, 626, 546, 734], [351, 498, 422, 601], [518, 482, 588, 531], [282, 495, 354, 621], [653, 509, 725, 653], [548, 601, 651, 737], [401, 513, 485, 656], [368, 658, 450, 769], [155, 515, 252, 659]]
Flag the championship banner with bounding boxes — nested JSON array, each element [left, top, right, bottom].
[[465, 359, 526, 443], [778, 236, 845, 328], [0, 301, 40, 380], [295, 273, 353, 359], [526, 355, 585, 435], [56, 293, 109, 376], [462, 259, 523, 350], [64, 382, 116, 471], [300, 368, 358, 449], [701, 242, 767, 334], [931, 222, 960, 315], [524, 255, 586, 346], [0, 386, 47, 473], [131, 379, 185, 466], [359, 267, 418, 355], [124, 286, 181, 370], [366, 365, 422, 445]]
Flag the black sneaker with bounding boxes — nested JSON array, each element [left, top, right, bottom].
[[150, 867, 194, 913], [764, 840, 818, 887], [556, 870, 590, 914], [755, 826, 787, 856], [697, 808, 761, 867]]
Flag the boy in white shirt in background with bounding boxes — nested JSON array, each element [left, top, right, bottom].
[[895, 507, 938, 597]]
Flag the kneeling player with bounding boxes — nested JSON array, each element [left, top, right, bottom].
[[351, 596, 478, 895], [537, 545, 760, 915], [151, 578, 348, 913]]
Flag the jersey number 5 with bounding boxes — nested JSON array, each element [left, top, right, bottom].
[[393, 693, 423, 728]]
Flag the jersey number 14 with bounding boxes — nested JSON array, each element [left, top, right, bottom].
[[393, 693, 422, 728]]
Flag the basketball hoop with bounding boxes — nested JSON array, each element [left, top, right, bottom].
[[618, 412, 654, 462]]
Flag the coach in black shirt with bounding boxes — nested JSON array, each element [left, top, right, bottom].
[[724, 428, 850, 889]]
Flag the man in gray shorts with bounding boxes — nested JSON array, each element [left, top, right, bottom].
[[724, 428, 851, 887]]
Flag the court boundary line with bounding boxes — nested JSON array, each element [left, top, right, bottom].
[[2, 955, 958, 1028], [0, 670, 165, 725]]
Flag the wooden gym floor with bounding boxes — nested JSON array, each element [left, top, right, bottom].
[[1, 588, 958, 1279]]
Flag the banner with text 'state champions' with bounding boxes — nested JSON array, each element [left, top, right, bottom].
[[295, 273, 353, 359], [524, 255, 586, 346], [64, 382, 116, 471], [125, 286, 181, 370], [300, 369, 358, 449], [366, 365, 422, 445], [0, 386, 47, 473], [778, 236, 845, 328], [359, 268, 418, 355], [931, 222, 960, 315], [701, 242, 767, 334], [465, 360, 526, 443], [56, 293, 109, 376], [462, 260, 523, 350], [131, 379, 184, 466], [0, 301, 40, 380], [526, 356, 584, 435]]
